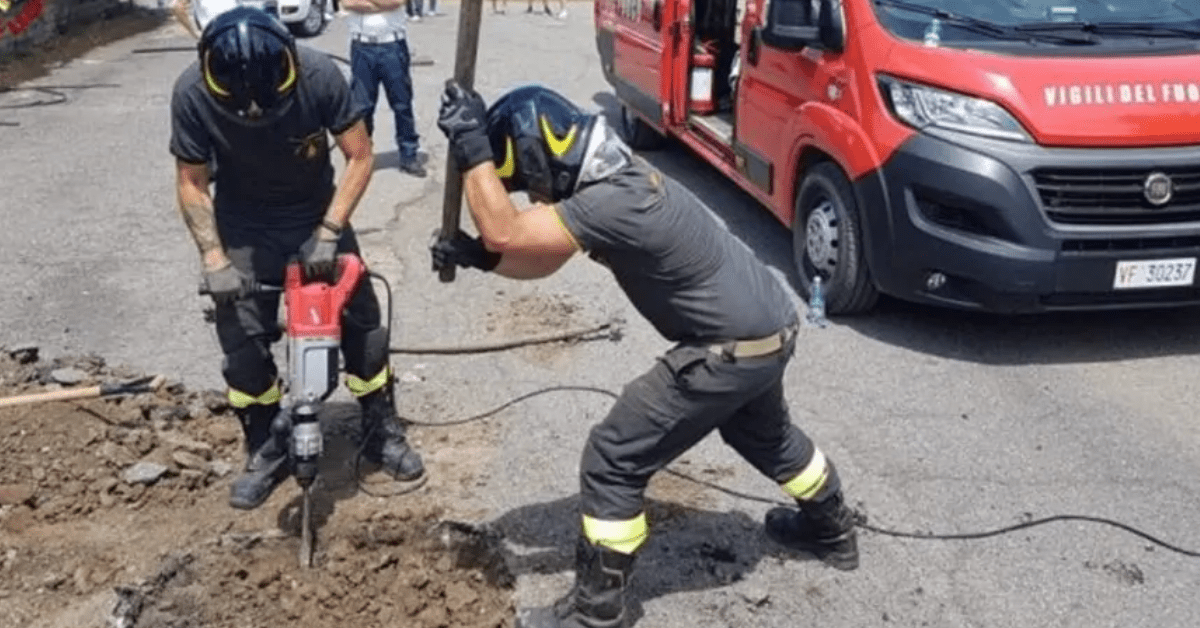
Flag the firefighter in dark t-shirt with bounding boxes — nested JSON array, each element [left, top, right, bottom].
[[431, 83, 859, 628], [169, 8, 424, 511]]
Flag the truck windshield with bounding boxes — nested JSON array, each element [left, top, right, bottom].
[[874, 0, 1200, 47]]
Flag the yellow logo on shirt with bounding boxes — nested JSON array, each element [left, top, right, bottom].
[[293, 131, 328, 160]]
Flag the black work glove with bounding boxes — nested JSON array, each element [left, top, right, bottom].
[[201, 263, 252, 305], [430, 229, 501, 272], [299, 229, 339, 282], [437, 80, 493, 172]]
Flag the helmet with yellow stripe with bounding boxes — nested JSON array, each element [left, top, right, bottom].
[[199, 7, 298, 120], [484, 85, 597, 203]]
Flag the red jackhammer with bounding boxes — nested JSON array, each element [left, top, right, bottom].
[[282, 254, 366, 567], [201, 254, 369, 566]]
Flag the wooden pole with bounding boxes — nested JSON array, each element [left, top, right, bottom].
[[437, 0, 485, 283], [0, 375, 164, 409]]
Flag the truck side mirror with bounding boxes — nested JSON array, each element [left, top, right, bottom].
[[762, 0, 845, 53], [762, 0, 818, 50], [818, 0, 846, 53]]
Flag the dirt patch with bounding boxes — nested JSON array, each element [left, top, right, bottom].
[[0, 4, 167, 89], [0, 347, 515, 628], [484, 292, 589, 366]]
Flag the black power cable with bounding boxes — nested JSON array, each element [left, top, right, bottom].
[[0, 83, 120, 126], [349, 271, 427, 498], [396, 383, 1200, 559], [210, 270, 1200, 557], [0, 83, 119, 108]]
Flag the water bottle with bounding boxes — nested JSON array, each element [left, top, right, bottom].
[[923, 18, 942, 47], [806, 275, 828, 328]]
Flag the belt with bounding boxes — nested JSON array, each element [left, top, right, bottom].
[[352, 32, 403, 44], [708, 323, 797, 360]]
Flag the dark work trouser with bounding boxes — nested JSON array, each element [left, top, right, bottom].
[[213, 221, 388, 401], [580, 324, 837, 523], [350, 38, 420, 163]]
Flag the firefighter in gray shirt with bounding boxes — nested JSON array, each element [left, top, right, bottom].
[[432, 83, 858, 628]]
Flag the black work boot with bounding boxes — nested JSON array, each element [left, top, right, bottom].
[[518, 537, 637, 628], [359, 388, 425, 481], [765, 490, 859, 571], [229, 405, 292, 510]]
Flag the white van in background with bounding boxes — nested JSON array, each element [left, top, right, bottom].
[[278, 0, 328, 37]]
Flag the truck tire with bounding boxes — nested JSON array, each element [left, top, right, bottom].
[[289, 0, 327, 37], [619, 104, 666, 151], [792, 161, 878, 315]]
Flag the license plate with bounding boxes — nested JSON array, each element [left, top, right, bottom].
[[1112, 258, 1196, 289]]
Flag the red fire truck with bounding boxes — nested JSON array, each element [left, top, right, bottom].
[[595, 0, 1200, 314]]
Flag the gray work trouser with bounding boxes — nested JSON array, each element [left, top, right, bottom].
[[580, 322, 830, 520]]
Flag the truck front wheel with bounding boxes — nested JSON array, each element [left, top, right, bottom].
[[619, 104, 666, 151], [792, 162, 878, 315]]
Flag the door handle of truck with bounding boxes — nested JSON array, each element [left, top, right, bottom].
[[652, 1, 662, 30], [749, 26, 762, 65]]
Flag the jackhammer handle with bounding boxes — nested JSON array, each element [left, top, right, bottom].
[[196, 281, 283, 297]]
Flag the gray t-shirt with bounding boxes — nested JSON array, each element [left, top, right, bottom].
[[169, 46, 366, 228], [556, 156, 795, 343]]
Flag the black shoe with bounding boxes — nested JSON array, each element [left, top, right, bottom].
[[229, 445, 291, 510], [231, 403, 291, 510], [764, 496, 859, 571], [518, 538, 635, 628], [370, 436, 425, 481], [399, 158, 427, 178], [359, 389, 426, 481]]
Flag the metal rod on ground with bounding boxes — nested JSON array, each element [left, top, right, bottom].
[[437, 0, 485, 283]]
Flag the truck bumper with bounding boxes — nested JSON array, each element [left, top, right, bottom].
[[857, 132, 1200, 313]]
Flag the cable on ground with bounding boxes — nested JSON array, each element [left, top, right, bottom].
[[396, 380, 1200, 558], [191, 267, 1200, 557]]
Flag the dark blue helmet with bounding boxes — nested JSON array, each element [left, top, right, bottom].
[[199, 7, 298, 119], [485, 85, 597, 202]]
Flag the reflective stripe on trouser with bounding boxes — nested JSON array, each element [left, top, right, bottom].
[[346, 366, 390, 397], [582, 513, 648, 555], [580, 332, 817, 521], [228, 381, 282, 409], [781, 447, 834, 501]]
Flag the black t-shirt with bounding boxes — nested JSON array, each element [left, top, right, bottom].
[[556, 156, 795, 343], [169, 46, 367, 228]]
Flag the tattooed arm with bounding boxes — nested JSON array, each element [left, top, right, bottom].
[[175, 160, 229, 271]]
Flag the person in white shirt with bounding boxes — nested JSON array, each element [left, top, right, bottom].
[[341, 0, 426, 177]]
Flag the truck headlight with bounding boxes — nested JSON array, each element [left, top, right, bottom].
[[879, 75, 1030, 142]]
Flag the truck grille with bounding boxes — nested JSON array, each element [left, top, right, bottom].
[[1032, 167, 1200, 226]]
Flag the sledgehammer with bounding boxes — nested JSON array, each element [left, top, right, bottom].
[[435, 0, 484, 283], [0, 375, 166, 409]]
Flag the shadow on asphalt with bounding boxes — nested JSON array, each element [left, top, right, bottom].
[[491, 495, 810, 608], [274, 401, 397, 544], [589, 90, 1200, 366]]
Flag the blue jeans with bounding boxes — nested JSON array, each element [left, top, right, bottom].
[[350, 38, 420, 162]]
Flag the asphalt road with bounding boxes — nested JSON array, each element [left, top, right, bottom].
[[2, 4, 1199, 627]]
